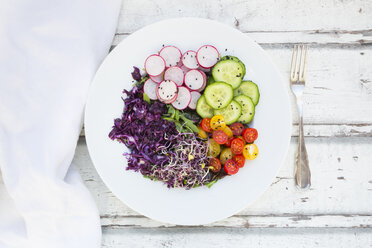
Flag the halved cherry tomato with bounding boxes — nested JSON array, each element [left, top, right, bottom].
[[224, 159, 239, 175], [220, 148, 233, 165], [233, 155, 245, 168], [210, 115, 226, 130], [197, 126, 208, 139], [224, 137, 234, 147], [223, 126, 233, 138], [230, 138, 245, 154], [209, 157, 221, 173], [207, 139, 221, 157], [237, 136, 246, 145], [242, 128, 258, 143], [243, 144, 259, 160], [201, 118, 213, 133], [212, 130, 228, 144], [229, 122, 245, 136]]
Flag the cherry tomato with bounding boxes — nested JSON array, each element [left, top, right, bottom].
[[233, 155, 246, 168], [230, 138, 245, 154], [220, 148, 233, 165], [242, 128, 258, 143], [209, 158, 221, 173], [201, 118, 213, 133], [243, 144, 259, 160], [212, 130, 228, 144], [210, 115, 226, 130], [237, 136, 246, 145], [223, 126, 233, 138], [229, 122, 245, 136], [224, 137, 234, 147], [224, 159, 239, 175], [207, 139, 221, 158], [197, 126, 208, 139]]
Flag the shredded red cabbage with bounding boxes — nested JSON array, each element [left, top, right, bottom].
[[109, 83, 215, 189]]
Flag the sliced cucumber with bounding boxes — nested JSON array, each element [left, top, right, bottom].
[[214, 100, 242, 125], [234, 95, 255, 124], [212, 60, 243, 89], [233, 81, 260, 106], [204, 82, 233, 109], [221, 55, 246, 78], [196, 95, 214, 118]]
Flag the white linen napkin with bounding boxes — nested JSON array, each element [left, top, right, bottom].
[[0, 0, 121, 247]]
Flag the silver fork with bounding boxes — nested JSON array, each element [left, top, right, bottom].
[[290, 44, 311, 190]]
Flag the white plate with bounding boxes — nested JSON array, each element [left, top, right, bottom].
[[85, 18, 292, 225]]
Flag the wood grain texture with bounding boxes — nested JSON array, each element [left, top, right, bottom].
[[73, 137, 372, 228], [102, 228, 372, 248], [116, 0, 372, 34]]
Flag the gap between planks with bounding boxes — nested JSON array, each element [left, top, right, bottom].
[[79, 124, 372, 137], [100, 214, 372, 229], [113, 30, 372, 46]]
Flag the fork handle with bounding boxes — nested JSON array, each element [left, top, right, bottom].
[[294, 114, 311, 189]]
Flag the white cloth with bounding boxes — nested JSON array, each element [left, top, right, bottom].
[[0, 0, 121, 247]]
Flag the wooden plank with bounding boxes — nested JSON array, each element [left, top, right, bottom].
[[116, 0, 372, 33], [101, 214, 372, 228], [80, 124, 372, 138], [103, 45, 372, 126], [102, 227, 372, 248], [73, 137, 372, 223], [113, 30, 372, 46]]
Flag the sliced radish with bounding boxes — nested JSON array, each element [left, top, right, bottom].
[[180, 65, 190, 74], [145, 55, 165, 76], [164, 66, 184, 86], [143, 79, 158, 100], [156, 80, 178, 103], [196, 45, 220, 68], [182, 50, 199, 69], [196, 71, 207, 92], [184, 69, 204, 91], [150, 72, 164, 83], [188, 91, 201, 109], [172, 86, 191, 110], [159, 46, 182, 68]]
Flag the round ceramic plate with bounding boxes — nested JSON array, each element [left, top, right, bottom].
[[85, 18, 291, 225]]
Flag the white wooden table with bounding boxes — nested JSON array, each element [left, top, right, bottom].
[[17, 0, 372, 247]]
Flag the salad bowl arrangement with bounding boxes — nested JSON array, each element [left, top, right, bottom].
[[85, 18, 291, 225]]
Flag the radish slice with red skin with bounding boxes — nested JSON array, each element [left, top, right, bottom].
[[164, 66, 184, 86], [196, 45, 220, 69], [143, 79, 158, 100], [199, 70, 207, 85], [145, 55, 166, 76], [172, 86, 191, 110], [180, 65, 190, 74], [184, 69, 204, 91], [156, 80, 178, 103], [188, 91, 201, 109], [159, 46, 182, 68], [182, 50, 199, 69], [150, 72, 164, 83]]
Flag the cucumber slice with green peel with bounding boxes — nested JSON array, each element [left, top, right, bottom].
[[213, 100, 242, 125], [212, 60, 243, 89], [234, 95, 255, 124], [204, 82, 233, 109], [196, 95, 214, 118], [221, 55, 246, 78], [233, 81, 260, 106]]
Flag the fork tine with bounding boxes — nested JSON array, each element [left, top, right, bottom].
[[301, 45, 308, 81], [290, 45, 298, 82], [298, 45, 305, 82]]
